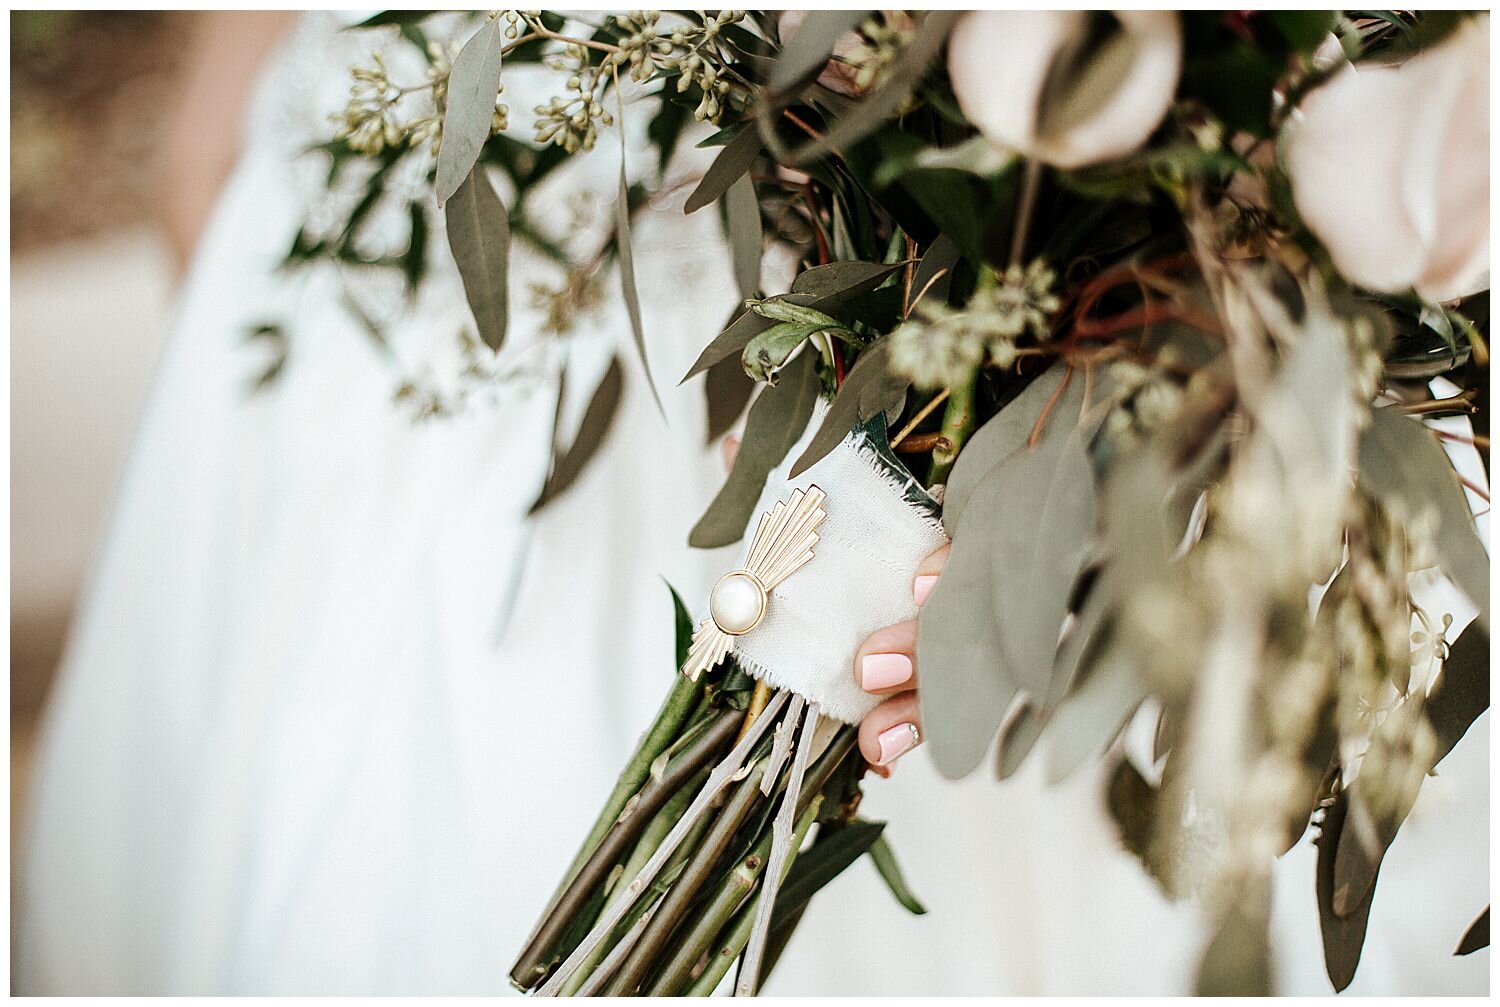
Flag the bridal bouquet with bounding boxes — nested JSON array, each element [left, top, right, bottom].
[[304, 10, 1490, 995]]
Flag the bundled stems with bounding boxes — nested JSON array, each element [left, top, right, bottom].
[[558, 765, 710, 995], [533, 690, 791, 995], [736, 702, 819, 994], [603, 756, 774, 994], [511, 704, 739, 988], [683, 797, 825, 996], [514, 673, 865, 998], [552, 670, 702, 898]]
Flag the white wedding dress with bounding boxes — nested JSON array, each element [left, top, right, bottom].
[[18, 13, 1487, 996]]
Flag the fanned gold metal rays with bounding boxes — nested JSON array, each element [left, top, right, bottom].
[[681, 485, 828, 681]]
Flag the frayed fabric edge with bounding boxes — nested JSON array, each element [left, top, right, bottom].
[[733, 651, 878, 726]]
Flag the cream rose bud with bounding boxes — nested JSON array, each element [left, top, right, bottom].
[[1285, 16, 1489, 303], [947, 10, 1183, 170]]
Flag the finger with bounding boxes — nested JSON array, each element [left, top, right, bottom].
[[854, 620, 917, 696], [721, 435, 740, 472], [912, 543, 951, 606], [859, 692, 923, 767]]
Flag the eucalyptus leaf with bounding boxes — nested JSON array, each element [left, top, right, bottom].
[[987, 427, 1097, 698], [918, 403, 1099, 777], [683, 264, 899, 381], [668, 580, 695, 668], [704, 353, 755, 445], [778, 11, 960, 166], [444, 166, 510, 352], [742, 323, 819, 384], [1330, 699, 1427, 918], [909, 234, 961, 310], [529, 356, 624, 514], [1455, 906, 1489, 956], [682, 292, 818, 381], [615, 163, 664, 417], [1195, 878, 1273, 995], [768, 10, 869, 95], [690, 351, 820, 548], [1331, 620, 1489, 917], [920, 363, 1096, 778], [1426, 621, 1489, 764], [790, 339, 908, 477], [867, 834, 927, 915], [1044, 643, 1148, 784], [685, 125, 763, 214], [995, 703, 1046, 780], [693, 121, 746, 149], [1359, 406, 1489, 625], [789, 260, 904, 299], [769, 820, 885, 931], [1315, 788, 1377, 992], [942, 363, 1070, 534], [916, 496, 1022, 778], [725, 173, 763, 299], [435, 16, 504, 206]]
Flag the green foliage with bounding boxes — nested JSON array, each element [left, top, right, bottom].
[[690, 351, 821, 548], [1359, 407, 1489, 625], [867, 833, 927, 915], [444, 165, 511, 351], [306, 12, 1490, 994], [435, 15, 504, 204], [530, 357, 625, 514], [1455, 907, 1489, 957]]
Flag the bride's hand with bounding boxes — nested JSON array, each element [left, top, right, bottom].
[[855, 544, 950, 772], [718, 434, 947, 770]]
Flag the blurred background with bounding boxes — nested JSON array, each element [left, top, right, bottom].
[[11, 7, 185, 908]]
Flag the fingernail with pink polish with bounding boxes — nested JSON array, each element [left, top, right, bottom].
[[913, 575, 939, 606], [876, 722, 921, 766], [861, 653, 913, 692]]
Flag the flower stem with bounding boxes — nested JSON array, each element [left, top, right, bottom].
[[602, 753, 774, 994], [890, 388, 951, 448], [680, 796, 824, 996], [647, 784, 822, 996], [509, 704, 736, 989], [1009, 159, 1043, 268], [556, 671, 703, 894], [558, 764, 710, 995], [927, 372, 977, 486], [737, 680, 773, 744]]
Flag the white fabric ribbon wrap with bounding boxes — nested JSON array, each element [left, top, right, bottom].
[[720, 417, 950, 724]]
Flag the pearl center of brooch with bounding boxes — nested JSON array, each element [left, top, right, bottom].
[[709, 571, 767, 636]]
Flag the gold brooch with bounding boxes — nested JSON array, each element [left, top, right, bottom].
[[681, 485, 828, 681]]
